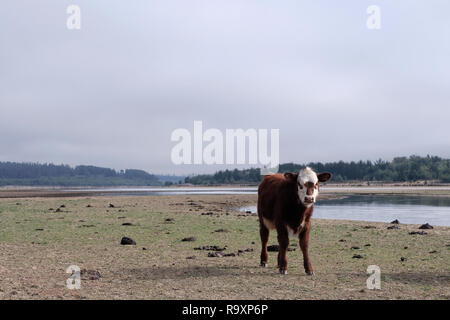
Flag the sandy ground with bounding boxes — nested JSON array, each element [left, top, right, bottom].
[[0, 193, 449, 300]]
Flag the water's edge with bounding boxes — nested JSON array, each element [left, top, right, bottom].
[[239, 194, 450, 226]]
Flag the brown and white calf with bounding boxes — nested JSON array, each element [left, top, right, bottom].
[[257, 167, 332, 275]]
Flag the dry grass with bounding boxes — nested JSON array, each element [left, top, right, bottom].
[[0, 194, 449, 300]]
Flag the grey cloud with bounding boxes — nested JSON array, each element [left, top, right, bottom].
[[0, 0, 449, 174]]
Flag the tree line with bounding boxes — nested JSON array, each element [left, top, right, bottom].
[[185, 155, 450, 185], [2, 155, 450, 186], [0, 162, 160, 186]]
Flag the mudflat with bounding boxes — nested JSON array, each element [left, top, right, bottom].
[[0, 193, 449, 299]]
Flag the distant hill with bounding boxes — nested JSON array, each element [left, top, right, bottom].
[[0, 162, 161, 186], [156, 175, 187, 186], [185, 155, 450, 185]]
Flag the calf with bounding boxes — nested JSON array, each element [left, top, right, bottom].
[[257, 167, 332, 275]]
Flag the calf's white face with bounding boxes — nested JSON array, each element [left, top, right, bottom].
[[297, 167, 332, 207]]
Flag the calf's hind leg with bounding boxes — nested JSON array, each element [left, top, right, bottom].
[[277, 227, 289, 274], [259, 223, 269, 267]]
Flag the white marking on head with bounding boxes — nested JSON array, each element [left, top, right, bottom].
[[298, 167, 318, 185], [297, 167, 319, 207]]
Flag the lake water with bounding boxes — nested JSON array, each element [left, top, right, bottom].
[[240, 195, 450, 227]]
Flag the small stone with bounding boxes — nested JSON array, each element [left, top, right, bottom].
[[142, 247, 147, 250], [419, 223, 433, 230], [409, 231, 427, 235], [120, 237, 136, 245], [194, 245, 226, 251], [223, 253, 236, 257], [80, 269, 102, 280], [86, 204, 92, 208], [207, 252, 223, 258], [214, 229, 229, 233], [404, 246, 408, 249]]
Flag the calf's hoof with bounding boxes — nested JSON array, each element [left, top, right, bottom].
[[279, 269, 288, 275], [260, 262, 267, 268], [305, 270, 315, 276]]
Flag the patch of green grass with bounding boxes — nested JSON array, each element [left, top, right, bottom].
[[0, 195, 449, 299]]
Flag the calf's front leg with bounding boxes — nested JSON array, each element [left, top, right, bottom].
[[299, 221, 314, 275]]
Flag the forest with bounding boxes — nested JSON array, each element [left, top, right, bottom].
[[0, 162, 160, 186], [185, 155, 450, 185], [2, 155, 450, 186]]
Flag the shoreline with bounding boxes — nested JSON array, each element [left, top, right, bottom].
[[2, 185, 450, 199]]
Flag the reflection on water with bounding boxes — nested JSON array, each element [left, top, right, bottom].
[[321, 195, 450, 207], [241, 195, 450, 227]]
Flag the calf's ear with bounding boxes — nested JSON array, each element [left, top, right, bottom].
[[284, 172, 298, 181], [317, 172, 332, 182]]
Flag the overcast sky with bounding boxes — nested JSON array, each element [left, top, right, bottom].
[[1, 1, 449, 174]]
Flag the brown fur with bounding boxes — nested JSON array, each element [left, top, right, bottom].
[[257, 171, 330, 275]]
